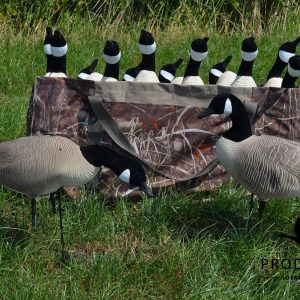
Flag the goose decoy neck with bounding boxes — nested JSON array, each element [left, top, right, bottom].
[[138, 29, 156, 72], [237, 37, 258, 76], [103, 40, 121, 80], [267, 56, 287, 79], [159, 58, 183, 83], [78, 59, 98, 79], [282, 55, 300, 88], [198, 94, 253, 142]]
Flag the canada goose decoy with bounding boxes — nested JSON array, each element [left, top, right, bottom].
[[77, 59, 99, 80], [231, 36, 258, 87], [159, 58, 183, 83], [265, 37, 300, 87], [49, 29, 67, 78], [43, 26, 53, 76], [135, 29, 159, 83], [198, 94, 300, 220], [182, 37, 209, 85], [101, 40, 121, 82], [123, 66, 141, 81], [281, 55, 300, 88], [0, 135, 154, 253], [279, 217, 300, 244], [209, 55, 232, 84]]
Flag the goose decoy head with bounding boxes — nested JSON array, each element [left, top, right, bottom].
[[159, 58, 183, 82], [241, 36, 258, 61], [278, 37, 300, 63], [190, 37, 209, 61], [123, 66, 141, 81], [198, 94, 243, 118], [50, 29, 67, 57], [288, 55, 300, 78], [103, 40, 121, 64], [209, 55, 232, 83], [138, 29, 156, 55], [118, 165, 155, 198]]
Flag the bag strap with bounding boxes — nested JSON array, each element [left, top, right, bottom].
[[88, 95, 218, 182]]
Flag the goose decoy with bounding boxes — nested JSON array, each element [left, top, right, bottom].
[[198, 94, 300, 220], [123, 66, 141, 81], [0, 135, 154, 253], [182, 37, 209, 85], [135, 29, 159, 83], [209, 55, 232, 84], [101, 40, 121, 82], [48, 29, 67, 78], [216, 70, 237, 86], [231, 36, 258, 87], [77, 59, 99, 80], [159, 58, 183, 83], [279, 217, 300, 244], [43, 26, 53, 76], [265, 37, 300, 87], [281, 55, 300, 88]]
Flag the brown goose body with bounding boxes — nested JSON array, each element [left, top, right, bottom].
[[0, 135, 99, 198], [217, 135, 300, 200]]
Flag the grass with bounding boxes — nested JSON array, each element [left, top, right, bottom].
[[0, 9, 300, 299]]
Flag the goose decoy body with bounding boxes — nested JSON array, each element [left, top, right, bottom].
[[101, 40, 121, 82], [159, 58, 183, 83], [182, 37, 209, 85], [48, 30, 67, 78], [43, 26, 53, 76], [135, 29, 159, 83], [198, 94, 300, 220], [0, 135, 154, 252], [209, 55, 232, 84], [216, 71, 237, 86], [265, 37, 300, 87], [231, 36, 258, 87], [279, 217, 300, 244], [77, 59, 99, 80], [281, 55, 300, 88]]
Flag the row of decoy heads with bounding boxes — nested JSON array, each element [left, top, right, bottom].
[[43, 27, 300, 88]]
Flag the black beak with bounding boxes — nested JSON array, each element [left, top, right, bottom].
[[141, 182, 155, 198], [198, 107, 214, 119]]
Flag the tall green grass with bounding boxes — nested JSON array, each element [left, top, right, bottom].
[[0, 4, 300, 299]]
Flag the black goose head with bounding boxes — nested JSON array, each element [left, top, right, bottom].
[[103, 40, 121, 64], [43, 26, 52, 54], [278, 36, 300, 63], [190, 37, 209, 61], [159, 58, 183, 83], [78, 59, 98, 79], [288, 55, 300, 77], [139, 29, 156, 54], [209, 55, 232, 84], [123, 66, 141, 81], [241, 36, 258, 61], [50, 29, 67, 57]]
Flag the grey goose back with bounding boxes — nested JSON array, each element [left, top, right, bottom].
[[198, 94, 300, 219], [0, 135, 154, 253]]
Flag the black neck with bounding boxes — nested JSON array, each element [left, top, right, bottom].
[[140, 53, 155, 71], [237, 59, 254, 76], [46, 55, 52, 73], [104, 62, 119, 79], [209, 73, 219, 84], [184, 58, 202, 77], [281, 73, 297, 88], [52, 56, 66, 74], [224, 102, 253, 142], [267, 56, 286, 79]]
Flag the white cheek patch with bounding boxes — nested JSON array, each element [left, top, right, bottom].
[[288, 64, 300, 77], [123, 74, 135, 81], [279, 50, 295, 63], [210, 68, 223, 77], [43, 44, 51, 55], [241, 49, 258, 61], [139, 42, 156, 55], [224, 98, 232, 116], [51, 44, 68, 57], [190, 49, 208, 61], [103, 52, 121, 64], [160, 70, 174, 82], [118, 169, 131, 183]]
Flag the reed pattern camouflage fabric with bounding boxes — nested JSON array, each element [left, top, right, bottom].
[[28, 78, 300, 197]]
